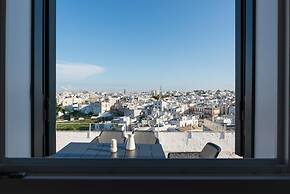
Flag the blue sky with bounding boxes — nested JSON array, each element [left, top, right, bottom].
[[56, 0, 235, 92]]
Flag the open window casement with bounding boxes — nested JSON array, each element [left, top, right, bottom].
[[235, 0, 255, 158], [0, 0, 56, 160]]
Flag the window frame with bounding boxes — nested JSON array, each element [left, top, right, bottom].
[[235, 0, 255, 158], [0, 0, 6, 164], [277, 0, 289, 164], [31, 0, 56, 157], [0, 0, 290, 177], [31, 0, 45, 157]]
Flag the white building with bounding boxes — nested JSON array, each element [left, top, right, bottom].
[[178, 116, 199, 128], [91, 122, 126, 131], [154, 100, 168, 111], [112, 116, 131, 127], [228, 106, 235, 115], [80, 103, 101, 115], [124, 108, 142, 118], [95, 100, 115, 114], [215, 115, 235, 126]]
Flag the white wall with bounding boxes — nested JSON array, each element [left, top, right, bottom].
[[157, 131, 236, 157], [5, 0, 31, 158], [56, 131, 238, 158], [56, 131, 100, 152], [255, 0, 278, 158]]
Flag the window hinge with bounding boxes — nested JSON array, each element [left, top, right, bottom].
[[0, 172, 27, 179]]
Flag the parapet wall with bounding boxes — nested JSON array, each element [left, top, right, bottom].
[[56, 131, 238, 158], [156, 131, 235, 155]]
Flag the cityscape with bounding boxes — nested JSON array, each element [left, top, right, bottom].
[[56, 89, 235, 133]]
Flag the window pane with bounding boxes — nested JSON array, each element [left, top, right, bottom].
[[55, 0, 238, 159]]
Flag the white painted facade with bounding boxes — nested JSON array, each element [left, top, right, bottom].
[[178, 116, 199, 128]]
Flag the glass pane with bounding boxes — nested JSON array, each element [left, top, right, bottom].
[[55, 0, 238, 159]]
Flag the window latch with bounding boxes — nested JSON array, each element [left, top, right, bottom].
[[0, 172, 27, 179]]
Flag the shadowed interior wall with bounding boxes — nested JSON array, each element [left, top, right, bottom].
[[255, 0, 278, 158], [5, 0, 31, 157]]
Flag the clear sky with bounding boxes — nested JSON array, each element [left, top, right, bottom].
[[56, 0, 235, 92]]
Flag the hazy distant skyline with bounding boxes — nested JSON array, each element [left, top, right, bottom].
[[56, 87, 235, 94], [56, 0, 235, 91]]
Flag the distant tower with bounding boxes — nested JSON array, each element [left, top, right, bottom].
[[124, 89, 126, 95], [159, 85, 162, 100]]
